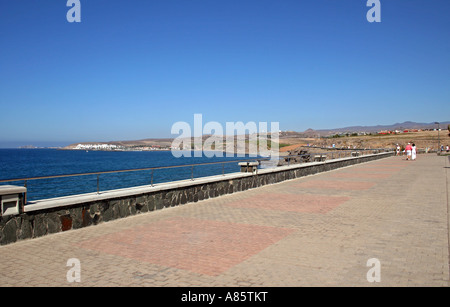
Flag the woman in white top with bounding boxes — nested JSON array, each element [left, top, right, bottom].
[[411, 143, 417, 160]]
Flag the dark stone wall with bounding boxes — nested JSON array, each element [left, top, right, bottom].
[[0, 152, 393, 245]]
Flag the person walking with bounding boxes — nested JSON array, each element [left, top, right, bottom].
[[396, 144, 400, 156], [411, 143, 417, 160], [405, 143, 412, 160]]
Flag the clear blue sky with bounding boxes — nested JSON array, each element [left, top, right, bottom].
[[0, 0, 449, 147]]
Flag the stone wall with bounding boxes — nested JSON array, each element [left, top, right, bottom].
[[0, 152, 394, 245]]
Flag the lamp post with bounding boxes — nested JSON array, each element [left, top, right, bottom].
[[435, 122, 440, 154]]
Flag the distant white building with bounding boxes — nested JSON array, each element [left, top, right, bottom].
[[75, 144, 119, 150]]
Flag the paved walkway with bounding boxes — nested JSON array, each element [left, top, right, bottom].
[[0, 154, 449, 287]]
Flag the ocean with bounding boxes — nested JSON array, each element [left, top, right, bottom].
[[0, 149, 255, 202]]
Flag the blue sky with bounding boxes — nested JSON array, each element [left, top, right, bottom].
[[0, 0, 449, 147]]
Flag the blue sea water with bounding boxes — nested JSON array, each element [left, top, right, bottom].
[[0, 149, 254, 202]]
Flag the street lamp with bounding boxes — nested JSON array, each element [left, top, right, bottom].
[[435, 122, 440, 154]]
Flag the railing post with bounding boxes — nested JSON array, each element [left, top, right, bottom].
[[97, 174, 99, 194], [222, 163, 225, 176], [151, 169, 154, 187], [191, 165, 194, 181], [23, 179, 27, 208]]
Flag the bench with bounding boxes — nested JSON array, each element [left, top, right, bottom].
[[314, 155, 326, 162], [238, 162, 259, 173], [0, 185, 27, 216]]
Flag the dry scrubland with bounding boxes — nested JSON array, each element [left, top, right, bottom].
[[64, 130, 449, 156], [278, 130, 449, 153]]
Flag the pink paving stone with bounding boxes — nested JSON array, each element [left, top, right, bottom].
[[295, 180, 376, 190], [361, 164, 407, 170], [340, 167, 401, 173], [353, 164, 407, 170], [330, 173, 392, 179], [226, 193, 350, 214], [370, 164, 406, 167], [76, 217, 294, 276]]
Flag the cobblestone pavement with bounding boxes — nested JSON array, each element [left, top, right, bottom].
[[0, 154, 449, 287]]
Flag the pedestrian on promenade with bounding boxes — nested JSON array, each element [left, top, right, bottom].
[[411, 143, 417, 160], [405, 143, 412, 160], [396, 144, 400, 156], [446, 145, 449, 153]]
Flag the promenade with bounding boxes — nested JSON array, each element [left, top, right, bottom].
[[0, 154, 449, 287]]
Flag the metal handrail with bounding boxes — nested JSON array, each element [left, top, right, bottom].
[[0, 148, 388, 183], [0, 157, 272, 183], [0, 148, 392, 203]]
